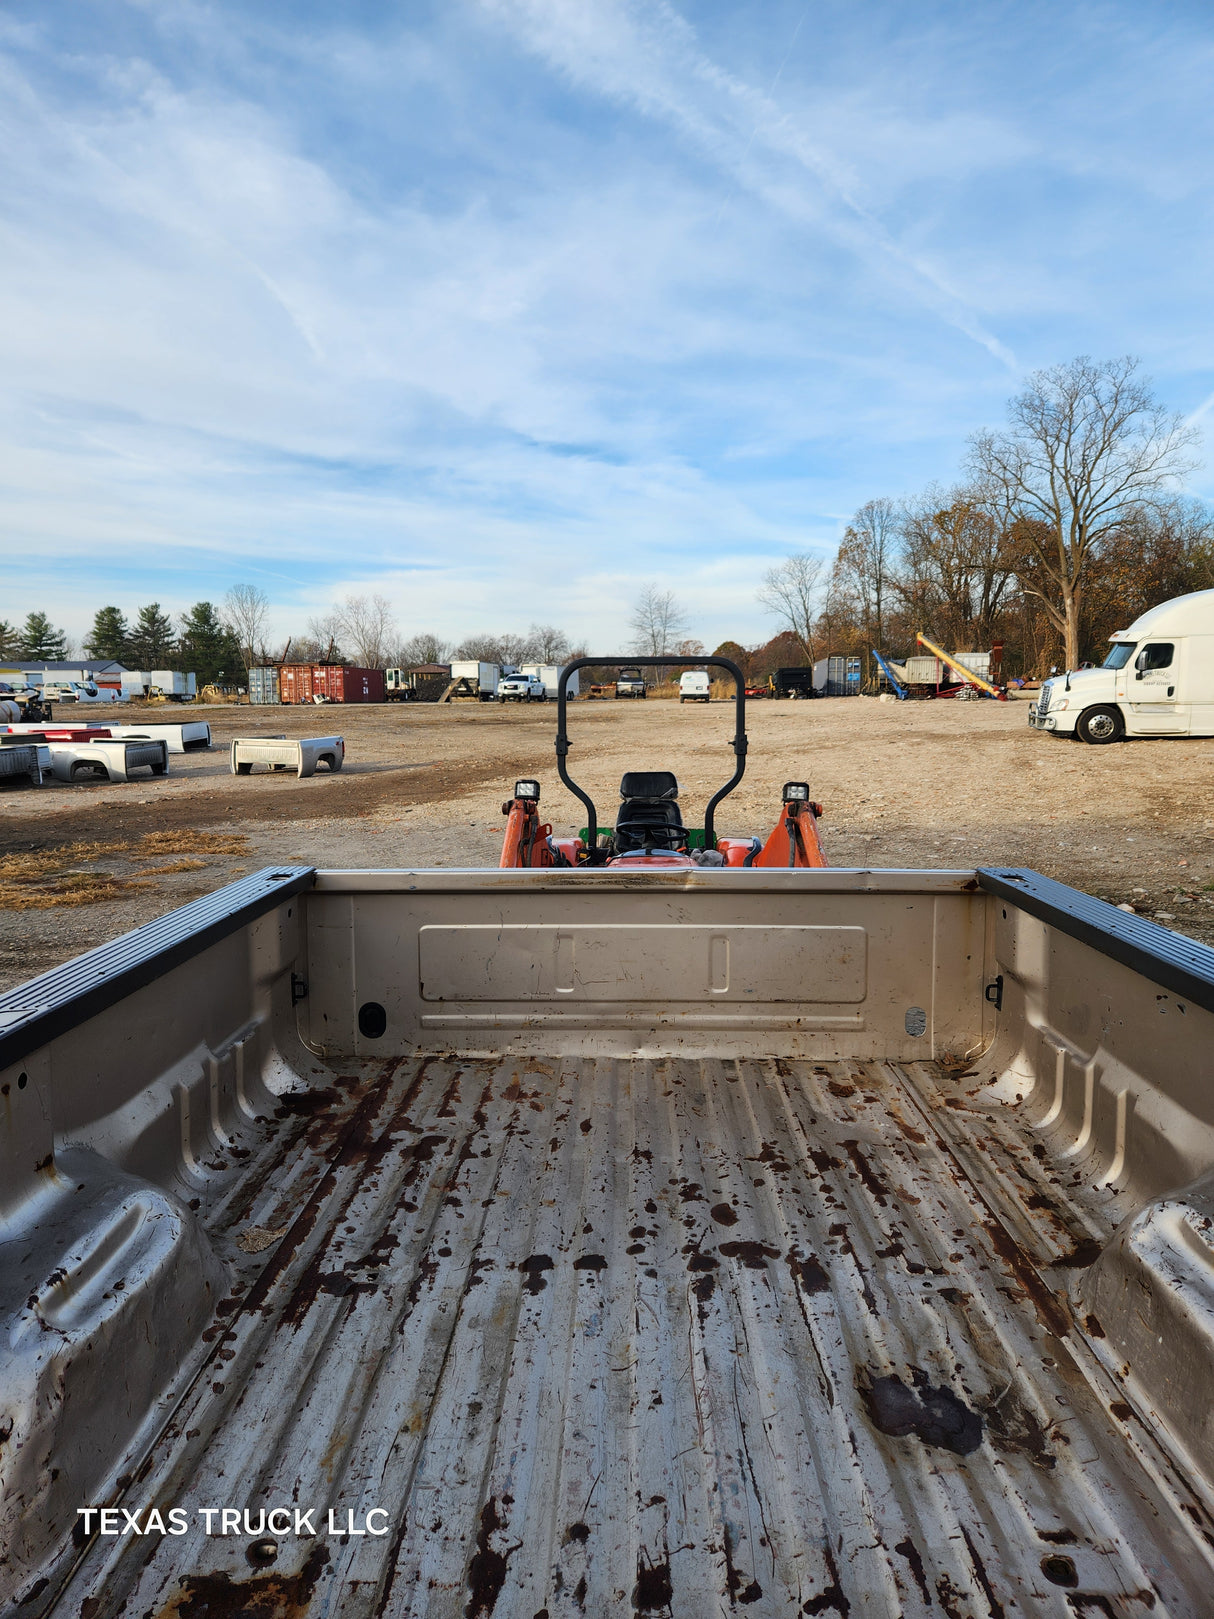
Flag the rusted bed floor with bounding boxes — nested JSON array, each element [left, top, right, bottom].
[[57, 1055, 1214, 1617]]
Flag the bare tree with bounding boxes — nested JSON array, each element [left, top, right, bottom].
[[757, 553, 825, 662], [331, 593, 397, 668], [395, 631, 452, 667], [224, 584, 271, 673], [528, 624, 572, 663], [449, 625, 573, 667], [628, 584, 688, 657], [831, 499, 898, 650], [898, 485, 1024, 649], [302, 613, 345, 662], [968, 356, 1199, 668], [454, 633, 508, 663]]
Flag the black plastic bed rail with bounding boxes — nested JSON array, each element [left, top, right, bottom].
[[979, 867, 1214, 1018], [0, 866, 315, 1070]]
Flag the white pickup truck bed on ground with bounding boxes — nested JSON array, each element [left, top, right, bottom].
[[44, 736, 168, 782], [230, 734, 344, 777], [3, 866, 1214, 1616]]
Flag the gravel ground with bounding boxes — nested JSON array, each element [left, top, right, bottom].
[[1, 693, 1211, 991]]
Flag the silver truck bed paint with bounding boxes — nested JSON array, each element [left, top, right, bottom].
[[45, 736, 168, 781], [44, 1050, 1212, 1617], [230, 734, 344, 777], [103, 719, 212, 753], [6, 865, 1214, 1615]]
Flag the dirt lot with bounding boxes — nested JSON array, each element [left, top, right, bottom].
[[1, 693, 1212, 991]]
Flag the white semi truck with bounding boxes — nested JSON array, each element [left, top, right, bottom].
[[1030, 586, 1214, 743]]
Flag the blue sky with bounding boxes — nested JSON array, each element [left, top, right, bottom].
[[2, 0, 1212, 652]]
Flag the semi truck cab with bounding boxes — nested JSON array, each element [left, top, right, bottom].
[[1029, 586, 1214, 742]]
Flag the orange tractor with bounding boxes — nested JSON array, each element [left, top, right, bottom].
[[500, 656, 827, 870]]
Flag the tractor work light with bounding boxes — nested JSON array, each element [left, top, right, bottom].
[[515, 779, 541, 802], [782, 781, 810, 802]]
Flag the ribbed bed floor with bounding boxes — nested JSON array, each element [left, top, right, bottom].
[[60, 1055, 1213, 1617]]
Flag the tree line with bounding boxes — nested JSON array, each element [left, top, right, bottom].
[[7, 358, 1207, 689], [0, 602, 243, 687], [755, 356, 1212, 679]]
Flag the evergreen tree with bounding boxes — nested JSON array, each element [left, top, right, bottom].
[[128, 603, 177, 668], [19, 611, 68, 661], [177, 602, 242, 688], [84, 606, 131, 663], [0, 619, 19, 659]]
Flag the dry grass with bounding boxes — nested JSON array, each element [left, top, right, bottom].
[[0, 827, 248, 908], [135, 830, 251, 856], [0, 873, 153, 910]]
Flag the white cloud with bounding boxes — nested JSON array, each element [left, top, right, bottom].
[[2, 0, 1212, 649]]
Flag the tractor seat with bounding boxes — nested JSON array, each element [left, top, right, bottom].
[[614, 771, 685, 853]]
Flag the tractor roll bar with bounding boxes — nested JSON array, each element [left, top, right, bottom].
[[555, 656, 748, 853]]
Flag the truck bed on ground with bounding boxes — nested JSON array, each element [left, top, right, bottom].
[[63, 1049, 1194, 1618]]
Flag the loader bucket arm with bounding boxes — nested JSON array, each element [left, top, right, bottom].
[[555, 656, 747, 853]]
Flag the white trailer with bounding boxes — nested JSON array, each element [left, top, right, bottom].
[[449, 660, 499, 696], [230, 735, 344, 778], [520, 663, 578, 699], [150, 671, 198, 701], [1030, 586, 1214, 743]]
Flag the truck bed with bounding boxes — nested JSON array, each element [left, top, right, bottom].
[[8, 863, 1214, 1616], [57, 1048, 1199, 1617]]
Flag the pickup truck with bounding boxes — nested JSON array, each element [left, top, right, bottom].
[[495, 674, 548, 703], [615, 666, 648, 698], [4, 853, 1214, 1614]]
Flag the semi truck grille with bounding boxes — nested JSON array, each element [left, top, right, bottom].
[[1037, 682, 1052, 716]]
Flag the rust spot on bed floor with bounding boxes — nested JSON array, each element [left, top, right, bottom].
[[156, 1542, 330, 1618], [861, 1370, 983, 1456], [787, 1250, 830, 1294], [719, 1240, 780, 1270], [518, 1254, 554, 1293], [632, 1548, 672, 1612], [466, 1497, 514, 1618]]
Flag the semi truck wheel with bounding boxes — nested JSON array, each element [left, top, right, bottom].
[[1076, 705, 1124, 744]]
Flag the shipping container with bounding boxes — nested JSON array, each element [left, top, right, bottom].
[[279, 664, 385, 704], [310, 665, 385, 704], [248, 667, 281, 705], [278, 664, 315, 704], [812, 654, 862, 696]]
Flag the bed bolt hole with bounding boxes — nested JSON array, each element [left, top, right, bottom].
[[358, 1001, 387, 1039], [17, 1072, 28, 1090], [247, 1537, 279, 1566], [1040, 1554, 1077, 1586]]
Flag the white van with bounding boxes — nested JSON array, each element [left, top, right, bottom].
[[1029, 586, 1214, 743], [679, 670, 711, 704]]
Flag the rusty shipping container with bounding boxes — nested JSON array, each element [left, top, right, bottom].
[[310, 664, 385, 703], [278, 663, 316, 704]]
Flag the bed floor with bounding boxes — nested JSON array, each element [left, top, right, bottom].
[[53, 1053, 1214, 1617]]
